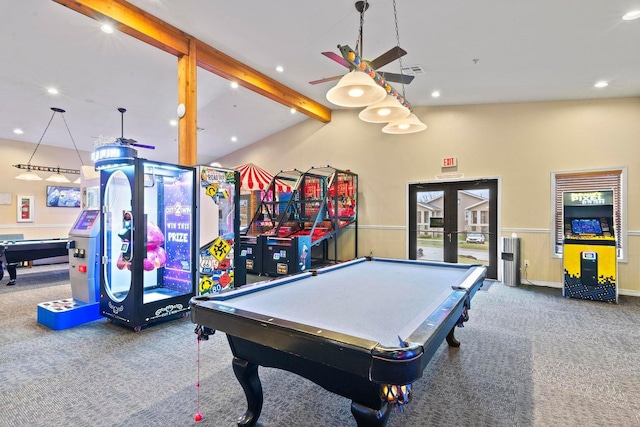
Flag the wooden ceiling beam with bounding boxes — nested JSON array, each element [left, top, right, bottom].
[[196, 41, 331, 123], [53, 0, 332, 124]]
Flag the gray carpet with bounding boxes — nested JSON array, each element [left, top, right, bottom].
[[1, 278, 639, 426]]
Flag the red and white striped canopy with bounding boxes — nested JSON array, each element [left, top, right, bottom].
[[234, 163, 291, 192]]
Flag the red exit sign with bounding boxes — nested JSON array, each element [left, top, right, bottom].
[[442, 157, 457, 167]]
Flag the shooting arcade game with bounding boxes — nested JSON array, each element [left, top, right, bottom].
[[563, 190, 617, 303], [196, 165, 244, 295], [240, 169, 300, 275], [262, 165, 358, 276], [94, 140, 197, 331]]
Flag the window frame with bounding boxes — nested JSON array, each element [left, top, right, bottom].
[[550, 167, 627, 262]]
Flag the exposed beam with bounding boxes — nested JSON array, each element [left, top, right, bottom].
[[196, 41, 331, 123], [53, 0, 331, 124]]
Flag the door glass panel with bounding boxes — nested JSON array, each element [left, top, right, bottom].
[[103, 169, 132, 302], [416, 190, 444, 262], [458, 189, 489, 266]]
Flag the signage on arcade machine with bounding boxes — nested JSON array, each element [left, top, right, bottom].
[[562, 190, 617, 303], [163, 198, 193, 294]]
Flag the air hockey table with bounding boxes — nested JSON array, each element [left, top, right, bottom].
[[0, 238, 69, 264], [190, 257, 486, 427]]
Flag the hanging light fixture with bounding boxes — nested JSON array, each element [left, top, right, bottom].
[[326, 70, 387, 107], [382, 113, 427, 134], [378, 0, 426, 133], [14, 107, 84, 181], [359, 94, 410, 123]]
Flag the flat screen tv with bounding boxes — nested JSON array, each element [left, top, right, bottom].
[[570, 218, 603, 236], [46, 185, 81, 208]]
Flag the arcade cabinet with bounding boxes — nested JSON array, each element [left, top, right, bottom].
[[240, 169, 301, 275], [197, 165, 244, 294], [262, 165, 358, 276], [38, 166, 103, 330], [95, 144, 197, 331], [562, 190, 617, 303]]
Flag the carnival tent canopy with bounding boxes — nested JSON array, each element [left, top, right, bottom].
[[234, 163, 291, 192]]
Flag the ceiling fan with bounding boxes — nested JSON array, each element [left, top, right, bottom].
[[309, 1, 414, 86]]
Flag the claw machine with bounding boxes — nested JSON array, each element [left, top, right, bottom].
[[95, 145, 197, 331]]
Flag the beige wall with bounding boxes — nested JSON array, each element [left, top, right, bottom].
[[0, 139, 92, 239], [216, 97, 640, 295]]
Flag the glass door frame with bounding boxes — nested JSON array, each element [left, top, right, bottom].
[[408, 178, 499, 279]]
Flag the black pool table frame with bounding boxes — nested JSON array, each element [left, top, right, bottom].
[[191, 257, 486, 427]]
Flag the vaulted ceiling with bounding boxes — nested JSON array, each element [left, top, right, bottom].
[[1, 1, 639, 165]]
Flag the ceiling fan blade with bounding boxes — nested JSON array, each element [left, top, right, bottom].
[[368, 46, 407, 69], [379, 72, 415, 85], [309, 75, 343, 85], [322, 51, 350, 68]]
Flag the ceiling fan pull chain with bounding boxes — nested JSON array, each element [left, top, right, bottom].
[[393, 0, 406, 99]]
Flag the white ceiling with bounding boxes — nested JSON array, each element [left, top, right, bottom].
[[1, 1, 639, 166]]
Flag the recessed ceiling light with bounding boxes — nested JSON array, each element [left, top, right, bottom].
[[169, 119, 178, 126], [101, 23, 114, 34], [13, 128, 24, 134], [594, 81, 609, 88], [290, 108, 296, 114], [230, 81, 239, 89], [431, 91, 441, 98], [275, 65, 284, 73], [47, 87, 59, 95], [231, 136, 237, 142], [622, 10, 640, 20]]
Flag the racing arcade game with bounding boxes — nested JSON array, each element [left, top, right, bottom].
[[563, 190, 617, 303], [95, 144, 197, 331]]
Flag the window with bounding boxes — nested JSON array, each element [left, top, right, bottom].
[[551, 168, 626, 260]]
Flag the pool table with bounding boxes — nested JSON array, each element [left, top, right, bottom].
[[190, 257, 486, 427], [0, 238, 69, 264]]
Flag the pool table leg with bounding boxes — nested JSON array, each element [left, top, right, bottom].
[[351, 401, 391, 427], [446, 326, 461, 347], [232, 357, 263, 427]]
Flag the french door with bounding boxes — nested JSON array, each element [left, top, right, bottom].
[[409, 179, 498, 279]]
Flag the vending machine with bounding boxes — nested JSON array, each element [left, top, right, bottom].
[[562, 190, 617, 303], [96, 147, 197, 331]]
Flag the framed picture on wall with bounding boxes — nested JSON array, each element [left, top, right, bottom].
[[17, 195, 34, 222]]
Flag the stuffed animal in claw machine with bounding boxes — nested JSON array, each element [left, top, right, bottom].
[[116, 211, 167, 271]]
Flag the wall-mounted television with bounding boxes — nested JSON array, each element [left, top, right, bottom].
[[46, 185, 81, 208]]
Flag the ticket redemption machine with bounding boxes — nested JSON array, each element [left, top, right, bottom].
[[95, 145, 197, 331], [37, 167, 103, 330], [563, 190, 617, 303], [197, 165, 245, 294]]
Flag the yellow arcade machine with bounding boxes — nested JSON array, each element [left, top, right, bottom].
[[562, 190, 617, 303]]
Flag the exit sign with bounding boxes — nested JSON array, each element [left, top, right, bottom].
[[442, 157, 457, 168]]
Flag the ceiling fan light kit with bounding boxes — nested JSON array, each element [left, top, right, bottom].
[[326, 70, 387, 107]]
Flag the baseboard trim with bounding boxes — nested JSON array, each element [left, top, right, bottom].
[[520, 280, 639, 297]]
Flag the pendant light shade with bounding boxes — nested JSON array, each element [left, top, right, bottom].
[[326, 70, 387, 107], [382, 113, 427, 134], [46, 171, 71, 183], [15, 169, 43, 181], [359, 95, 411, 123]]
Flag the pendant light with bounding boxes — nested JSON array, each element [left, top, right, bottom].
[[326, 70, 387, 107], [382, 113, 427, 134], [359, 94, 410, 123]]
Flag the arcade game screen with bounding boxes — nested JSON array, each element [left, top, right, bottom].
[[571, 218, 603, 235]]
